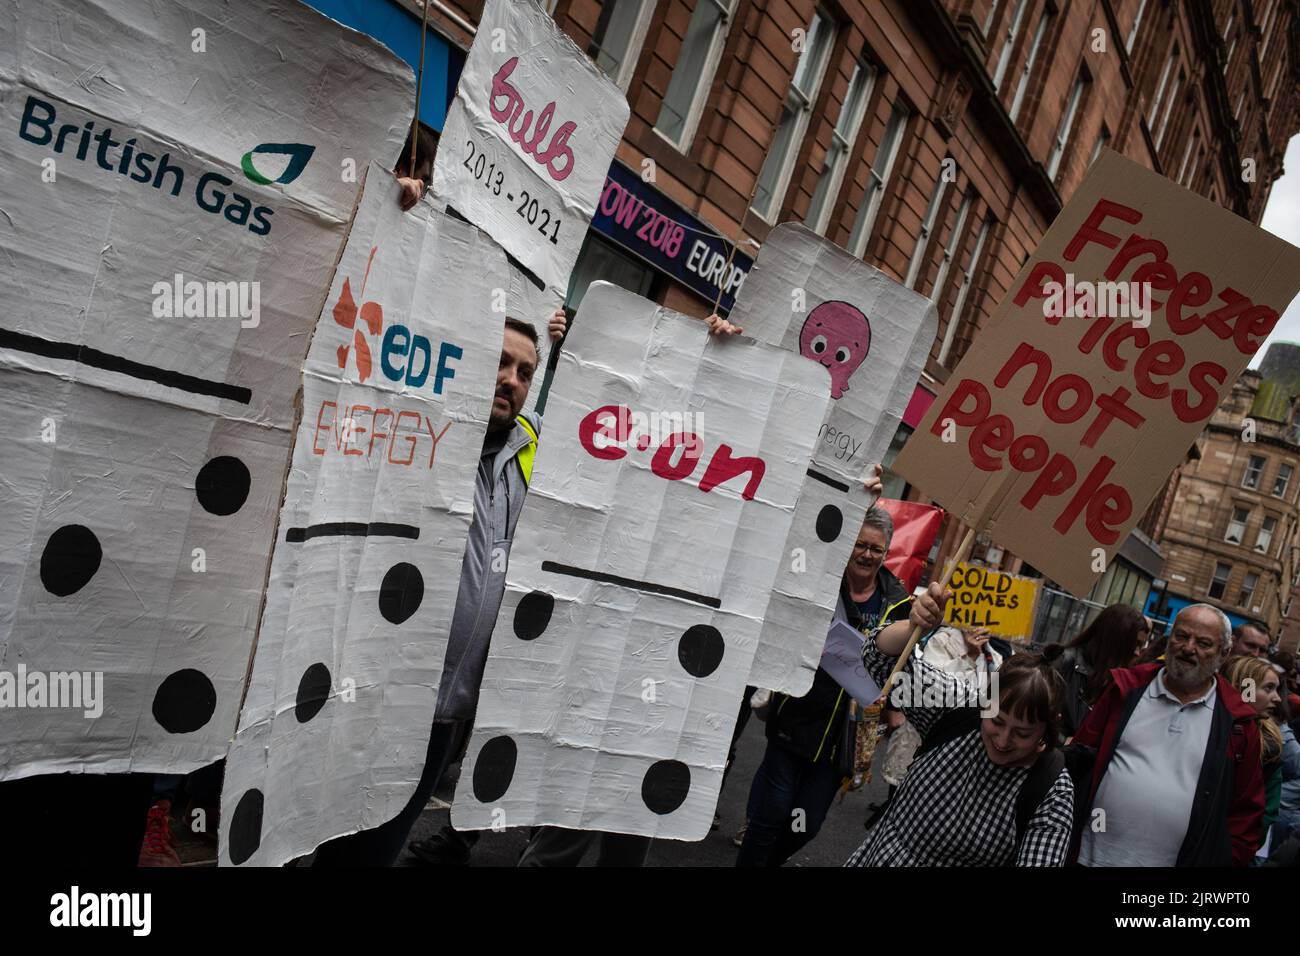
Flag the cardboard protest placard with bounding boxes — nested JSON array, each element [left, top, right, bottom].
[[726, 225, 936, 695], [820, 621, 883, 708], [0, 0, 412, 780], [433, 0, 629, 383], [219, 170, 508, 866], [944, 563, 1039, 638], [894, 150, 1300, 596], [451, 282, 831, 840]]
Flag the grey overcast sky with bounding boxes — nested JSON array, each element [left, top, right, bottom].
[[1251, 134, 1300, 368]]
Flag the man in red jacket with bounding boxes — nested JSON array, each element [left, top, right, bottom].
[[1069, 603, 1263, 866]]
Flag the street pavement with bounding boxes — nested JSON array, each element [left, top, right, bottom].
[[400, 709, 891, 867]]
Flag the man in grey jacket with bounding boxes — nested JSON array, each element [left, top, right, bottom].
[[314, 312, 560, 866]]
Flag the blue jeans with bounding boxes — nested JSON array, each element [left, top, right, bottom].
[[735, 742, 842, 867]]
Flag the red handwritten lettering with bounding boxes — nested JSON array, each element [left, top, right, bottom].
[[489, 57, 577, 182]]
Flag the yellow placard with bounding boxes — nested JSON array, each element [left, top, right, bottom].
[[945, 563, 1039, 639]]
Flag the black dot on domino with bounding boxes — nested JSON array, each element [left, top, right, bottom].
[[152, 668, 217, 734], [513, 590, 554, 641], [815, 504, 843, 543], [294, 662, 331, 723], [677, 624, 724, 678], [40, 524, 102, 596], [472, 735, 517, 803], [642, 759, 690, 815], [228, 789, 264, 866], [378, 562, 424, 624], [195, 456, 251, 516]]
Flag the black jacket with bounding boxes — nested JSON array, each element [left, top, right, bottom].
[[765, 567, 910, 764], [1049, 645, 1094, 739]]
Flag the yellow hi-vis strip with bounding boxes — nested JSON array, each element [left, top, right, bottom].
[[516, 415, 538, 485]]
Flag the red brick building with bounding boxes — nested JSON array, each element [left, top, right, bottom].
[[395, 0, 1298, 609]]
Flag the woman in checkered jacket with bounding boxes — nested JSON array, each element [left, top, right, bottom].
[[845, 583, 1076, 867]]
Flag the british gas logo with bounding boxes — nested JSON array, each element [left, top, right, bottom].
[[240, 142, 315, 186], [17, 94, 286, 236], [331, 247, 463, 393]]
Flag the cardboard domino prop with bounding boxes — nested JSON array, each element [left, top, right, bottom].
[[728, 225, 936, 695], [220, 169, 510, 866], [0, 0, 411, 779], [451, 282, 832, 840]]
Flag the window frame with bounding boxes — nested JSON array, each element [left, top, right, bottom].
[[1239, 571, 1260, 608], [653, 0, 737, 152], [1243, 454, 1266, 490], [1047, 68, 1086, 180], [1273, 462, 1293, 498], [1209, 562, 1232, 599], [1225, 506, 1250, 544], [1009, 3, 1054, 122], [929, 190, 973, 307], [1255, 515, 1278, 554], [904, 165, 952, 289], [1126, 0, 1149, 54], [991, 0, 1031, 90], [848, 101, 909, 258], [805, 59, 875, 236], [752, 7, 837, 223], [938, 213, 992, 367], [588, 0, 658, 92], [1148, 43, 1178, 127], [1153, 66, 1184, 151]]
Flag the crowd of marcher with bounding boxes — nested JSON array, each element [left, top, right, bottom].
[[725, 505, 1300, 867], [14, 141, 1300, 869]]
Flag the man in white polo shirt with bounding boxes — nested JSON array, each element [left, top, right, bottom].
[[1070, 603, 1264, 866]]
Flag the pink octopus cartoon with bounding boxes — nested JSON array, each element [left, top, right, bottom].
[[798, 300, 871, 399]]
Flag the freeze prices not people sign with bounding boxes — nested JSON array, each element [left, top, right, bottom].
[[895, 150, 1300, 596]]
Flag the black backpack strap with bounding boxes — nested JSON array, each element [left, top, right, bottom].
[[1015, 748, 1066, 851], [915, 707, 982, 758]]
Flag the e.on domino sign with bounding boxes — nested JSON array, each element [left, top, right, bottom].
[[894, 150, 1300, 596]]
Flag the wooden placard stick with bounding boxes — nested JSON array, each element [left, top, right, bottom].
[[409, 0, 432, 175], [878, 471, 1018, 700], [878, 525, 977, 701]]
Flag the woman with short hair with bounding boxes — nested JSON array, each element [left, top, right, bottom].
[[845, 583, 1074, 867]]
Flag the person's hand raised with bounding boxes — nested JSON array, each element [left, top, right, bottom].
[[396, 175, 423, 212], [548, 308, 567, 342], [704, 313, 743, 336], [864, 463, 883, 498], [963, 627, 991, 659], [909, 582, 951, 632]]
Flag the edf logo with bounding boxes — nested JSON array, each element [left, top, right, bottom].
[[332, 246, 461, 393]]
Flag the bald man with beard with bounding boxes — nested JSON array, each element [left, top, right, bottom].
[[1068, 604, 1265, 866]]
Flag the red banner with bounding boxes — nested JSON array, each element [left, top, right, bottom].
[[878, 499, 944, 593]]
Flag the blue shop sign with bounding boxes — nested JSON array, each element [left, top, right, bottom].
[[1145, 590, 1253, 632], [591, 161, 753, 314], [300, 0, 465, 132]]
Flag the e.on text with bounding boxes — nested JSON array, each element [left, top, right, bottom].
[[578, 404, 766, 500]]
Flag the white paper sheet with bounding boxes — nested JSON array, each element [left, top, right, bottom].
[[728, 225, 936, 696], [0, 0, 412, 780], [451, 282, 832, 840], [218, 169, 509, 866]]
